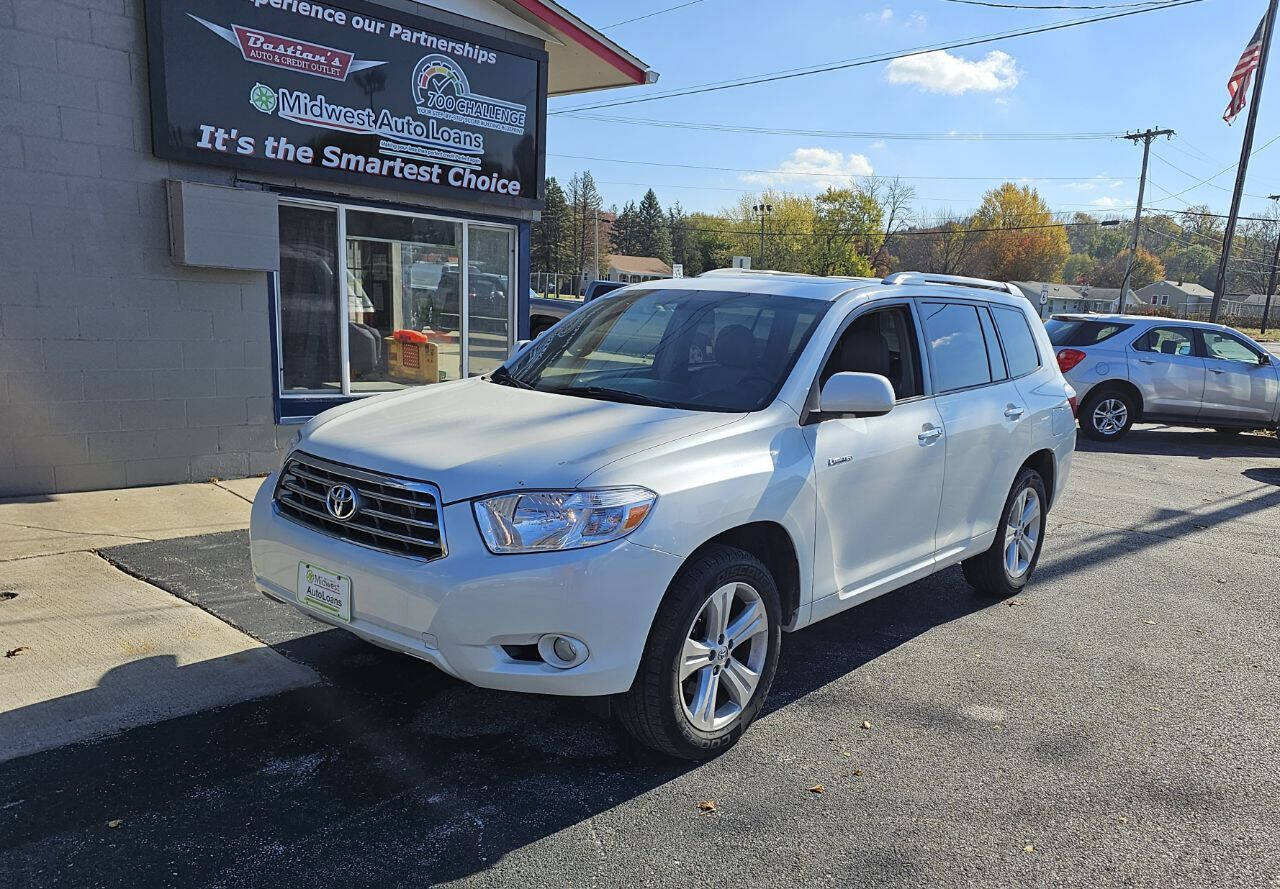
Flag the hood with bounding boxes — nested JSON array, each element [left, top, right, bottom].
[[299, 377, 745, 503]]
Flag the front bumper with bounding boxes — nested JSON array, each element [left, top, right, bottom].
[[249, 475, 684, 696]]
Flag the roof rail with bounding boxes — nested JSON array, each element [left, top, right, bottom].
[[882, 272, 1021, 298], [699, 267, 810, 278]]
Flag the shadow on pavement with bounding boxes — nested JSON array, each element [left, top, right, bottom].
[[0, 532, 986, 888], [1076, 425, 1278, 459]]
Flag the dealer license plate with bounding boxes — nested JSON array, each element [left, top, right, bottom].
[[297, 562, 351, 622]]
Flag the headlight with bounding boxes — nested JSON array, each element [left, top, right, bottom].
[[473, 487, 656, 554]]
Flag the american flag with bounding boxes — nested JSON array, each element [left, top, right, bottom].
[[1225, 16, 1268, 124]]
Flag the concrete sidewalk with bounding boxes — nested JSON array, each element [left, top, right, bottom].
[[0, 476, 317, 763]]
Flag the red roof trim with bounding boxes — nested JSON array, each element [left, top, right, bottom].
[[506, 0, 648, 85]]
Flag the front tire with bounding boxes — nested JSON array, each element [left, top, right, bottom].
[[617, 544, 781, 760], [1079, 387, 1136, 441], [962, 467, 1048, 598]]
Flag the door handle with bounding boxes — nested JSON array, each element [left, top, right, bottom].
[[918, 426, 943, 444], [1003, 405, 1025, 420], [1209, 368, 1226, 375], [1138, 358, 1156, 365]]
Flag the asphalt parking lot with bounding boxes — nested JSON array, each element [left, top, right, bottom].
[[2, 428, 1279, 888]]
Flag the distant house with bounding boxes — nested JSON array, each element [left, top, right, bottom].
[[1136, 281, 1213, 311], [1012, 282, 1121, 317], [605, 254, 672, 283]]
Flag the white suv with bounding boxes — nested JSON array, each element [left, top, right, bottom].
[[251, 270, 1076, 758]]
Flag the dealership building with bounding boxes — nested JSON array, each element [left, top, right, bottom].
[[0, 0, 653, 495]]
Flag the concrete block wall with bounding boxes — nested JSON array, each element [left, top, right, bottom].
[[0, 0, 292, 496]]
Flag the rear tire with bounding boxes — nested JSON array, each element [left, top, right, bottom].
[[617, 544, 781, 760], [962, 467, 1048, 599], [1079, 387, 1136, 442]]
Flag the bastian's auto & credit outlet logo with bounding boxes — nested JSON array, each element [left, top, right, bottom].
[[189, 14, 385, 81]]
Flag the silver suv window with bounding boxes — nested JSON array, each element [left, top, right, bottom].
[[1202, 330, 1262, 365], [921, 302, 993, 393], [991, 306, 1041, 377], [1134, 326, 1195, 357]]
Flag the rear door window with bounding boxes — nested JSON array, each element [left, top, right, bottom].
[[977, 307, 1008, 382], [992, 306, 1042, 378], [921, 302, 992, 393], [1134, 327, 1196, 357]]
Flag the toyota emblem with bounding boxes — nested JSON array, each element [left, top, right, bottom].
[[325, 483, 359, 521]]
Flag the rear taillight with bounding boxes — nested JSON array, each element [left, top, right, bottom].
[[1068, 396, 1079, 417], [1056, 348, 1087, 373]]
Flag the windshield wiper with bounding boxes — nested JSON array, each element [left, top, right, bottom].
[[487, 366, 534, 389], [542, 385, 682, 409]]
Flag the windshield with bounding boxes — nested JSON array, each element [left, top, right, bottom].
[[503, 288, 830, 411]]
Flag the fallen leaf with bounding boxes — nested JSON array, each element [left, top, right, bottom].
[[861, 721, 872, 730], [4, 647, 29, 659], [1023, 844, 1035, 854], [1142, 620, 1156, 625], [1117, 816, 1129, 824], [107, 819, 123, 829], [807, 784, 825, 794], [840, 751, 851, 758], [696, 800, 717, 815], [1007, 599, 1023, 607], [852, 769, 864, 777]]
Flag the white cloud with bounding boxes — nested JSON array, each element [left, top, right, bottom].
[[886, 50, 1019, 95], [1065, 176, 1128, 193], [869, 139, 887, 150], [742, 147, 874, 189], [906, 11, 927, 29], [1090, 196, 1126, 209], [863, 7, 894, 22]]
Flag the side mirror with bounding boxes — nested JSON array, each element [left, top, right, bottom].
[[509, 339, 531, 359], [818, 372, 895, 418], [1261, 352, 1273, 366]]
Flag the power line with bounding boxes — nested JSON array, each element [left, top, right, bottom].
[[550, 152, 1135, 182], [938, 0, 1170, 8], [599, 0, 706, 29], [560, 113, 1126, 141], [678, 217, 1117, 240], [1148, 132, 1280, 203], [550, 0, 1204, 114]]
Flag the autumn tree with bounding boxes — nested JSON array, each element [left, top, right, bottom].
[[565, 171, 604, 279], [971, 183, 1069, 281], [1092, 248, 1166, 290], [808, 186, 882, 277]]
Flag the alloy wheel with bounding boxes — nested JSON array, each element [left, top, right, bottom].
[[678, 582, 769, 732], [1003, 486, 1042, 579], [1092, 397, 1128, 436]]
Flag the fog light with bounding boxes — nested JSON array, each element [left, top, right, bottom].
[[537, 634, 589, 669]]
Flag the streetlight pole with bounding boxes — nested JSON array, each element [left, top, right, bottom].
[[752, 202, 773, 270], [1262, 194, 1280, 335]]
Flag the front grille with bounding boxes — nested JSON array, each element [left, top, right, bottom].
[[274, 452, 446, 561]]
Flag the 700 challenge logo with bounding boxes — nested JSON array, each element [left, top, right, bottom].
[[410, 54, 527, 136]]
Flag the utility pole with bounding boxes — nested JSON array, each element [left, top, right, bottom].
[[1263, 194, 1280, 335], [1213, 0, 1280, 322], [752, 202, 773, 270], [1120, 127, 1174, 312]]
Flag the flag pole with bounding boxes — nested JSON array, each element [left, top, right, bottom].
[[1211, 0, 1280, 322]]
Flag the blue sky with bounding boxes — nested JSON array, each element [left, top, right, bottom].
[[544, 0, 1280, 222]]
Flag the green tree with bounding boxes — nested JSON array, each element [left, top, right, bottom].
[[566, 171, 604, 279], [667, 203, 701, 275], [1166, 245, 1216, 286], [686, 211, 733, 272], [530, 177, 573, 282], [1063, 253, 1099, 285], [610, 201, 640, 256], [633, 188, 672, 262], [808, 186, 882, 277]]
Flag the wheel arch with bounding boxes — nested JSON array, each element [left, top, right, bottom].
[[1086, 379, 1144, 420], [1022, 449, 1057, 510], [688, 522, 802, 630]]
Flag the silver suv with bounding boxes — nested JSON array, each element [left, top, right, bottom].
[[1048, 314, 1280, 441]]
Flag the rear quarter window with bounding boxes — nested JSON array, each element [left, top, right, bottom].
[[1046, 319, 1132, 347], [992, 306, 1041, 378]]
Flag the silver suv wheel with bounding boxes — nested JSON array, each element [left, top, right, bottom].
[[679, 582, 769, 732], [1003, 487, 1042, 579], [1091, 397, 1128, 436]]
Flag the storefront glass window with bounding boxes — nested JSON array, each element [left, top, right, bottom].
[[279, 205, 342, 393], [345, 211, 463, 388], [466, 226, 514, 378], [276, 202, 517, 402]]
